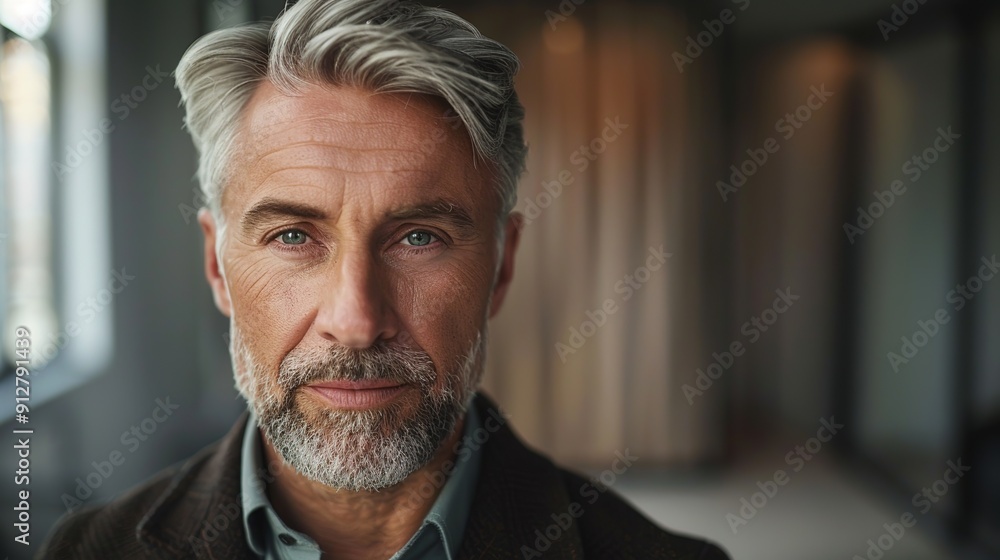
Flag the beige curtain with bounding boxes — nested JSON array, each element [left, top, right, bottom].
[[476, 3, 726, 467]]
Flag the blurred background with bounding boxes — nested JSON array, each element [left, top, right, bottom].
[[0, 0, 997, 558]]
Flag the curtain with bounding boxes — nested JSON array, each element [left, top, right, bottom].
[[477, 2, 726, 467]]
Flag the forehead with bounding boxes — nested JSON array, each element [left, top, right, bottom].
[[243, 81, 458, 155], [225, 80, 492, 214]]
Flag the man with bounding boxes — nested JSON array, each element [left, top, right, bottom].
[[39, 0, 729, 558]]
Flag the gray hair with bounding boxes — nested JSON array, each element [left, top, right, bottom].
[[175, 0, 527, 226]]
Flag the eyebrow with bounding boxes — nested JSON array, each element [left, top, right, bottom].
[[387, 199, 479, 239], [240, 198, 328, 237]]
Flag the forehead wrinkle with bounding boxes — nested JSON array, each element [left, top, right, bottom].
[[248, 143, 441, 179], [252, 168, 441, 200], [243, 81, 453, 136], [254, 141, 428, 159], [250, 114, 430, 136], [251, 166, 343, 194], [252, 161, 443, 180]]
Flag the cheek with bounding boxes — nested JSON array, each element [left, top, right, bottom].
[[225, 253, 314, 373], [394, 261, 492, 384]]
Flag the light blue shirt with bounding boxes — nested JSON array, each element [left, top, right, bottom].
[[239, 402, 482, 559]]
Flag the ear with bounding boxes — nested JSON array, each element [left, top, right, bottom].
[[489, 212, 522, 318], [198, 208, 232, 317]]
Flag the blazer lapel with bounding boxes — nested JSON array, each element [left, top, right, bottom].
[[136, 411, 256, 559], [457, 395, 584, 559]]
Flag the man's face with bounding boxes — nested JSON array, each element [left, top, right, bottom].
[[198, 82, 519, 490]]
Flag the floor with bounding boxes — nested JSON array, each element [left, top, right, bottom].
[[612, 458, 965, 560]]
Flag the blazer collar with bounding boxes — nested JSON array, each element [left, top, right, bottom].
[[134, 394, 584, 559], [456, 395, 583, 559], [136, 409, 254, 559]]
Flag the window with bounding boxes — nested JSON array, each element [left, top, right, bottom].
[[1, 7, 57, 369], [0, 0, 111, 411]]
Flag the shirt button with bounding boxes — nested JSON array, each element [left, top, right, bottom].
[[279, 533, 297, 545]]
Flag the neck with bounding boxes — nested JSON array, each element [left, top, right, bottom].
[[260, 416, 466, 560]]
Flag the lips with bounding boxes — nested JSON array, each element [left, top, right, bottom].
[[309, 379, 404, 391], [305, 380, 409, 409]]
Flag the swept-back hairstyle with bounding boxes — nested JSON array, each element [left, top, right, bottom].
[[175, 0, 526, 225]]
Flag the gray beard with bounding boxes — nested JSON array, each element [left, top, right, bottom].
[[230, 324, 486, 491]]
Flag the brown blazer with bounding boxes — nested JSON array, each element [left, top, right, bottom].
[[37, 394, 730, 559]]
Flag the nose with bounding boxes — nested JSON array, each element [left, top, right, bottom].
[[314, 247, 398, 348]]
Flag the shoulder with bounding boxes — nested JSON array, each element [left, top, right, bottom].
[[36, 442, 220, 559], [37, 466, 178, 558], [556, 468, 730, 560], [469, 393, 729, 559]]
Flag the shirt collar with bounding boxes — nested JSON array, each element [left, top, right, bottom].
[[239, 397, 483, 559], [240, 410, 304, 556], [411, 401, 482, 557]]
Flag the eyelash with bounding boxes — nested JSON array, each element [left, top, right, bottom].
[[267, 228, 315, 254], [397, 230, 442, 253], [266, 228, 443, 254]]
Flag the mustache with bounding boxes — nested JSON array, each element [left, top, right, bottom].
[[277, 343, 437, 390]]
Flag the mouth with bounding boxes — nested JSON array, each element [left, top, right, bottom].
[[304, 380, 411, 410]]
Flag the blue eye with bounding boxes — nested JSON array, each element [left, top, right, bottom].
[[403, 231, 436, 247], [277, 230, 308, 245]]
